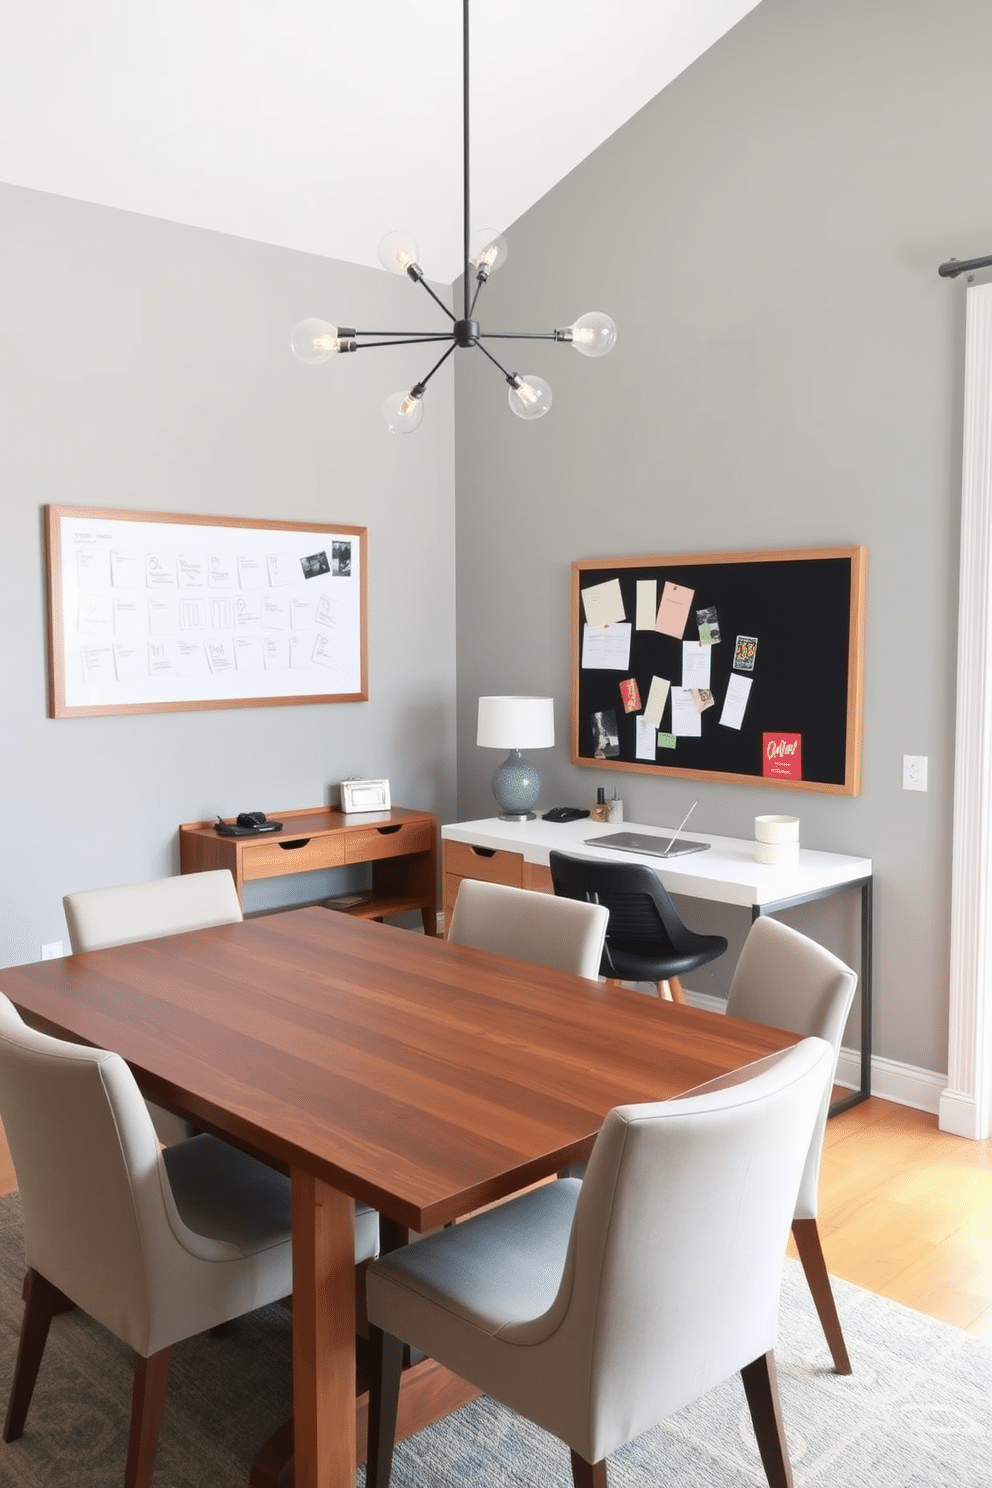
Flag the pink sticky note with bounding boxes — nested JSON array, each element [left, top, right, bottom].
[[655, 582, 695, 639]]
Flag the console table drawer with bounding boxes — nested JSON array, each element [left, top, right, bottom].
[[345, 819, 434, 864], [241, 835, 345, 881], [444, 840, 524, 887]]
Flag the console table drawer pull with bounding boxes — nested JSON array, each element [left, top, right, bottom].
[[279, 838, 311, 850]]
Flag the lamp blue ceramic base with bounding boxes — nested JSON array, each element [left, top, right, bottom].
[[492, 749, 541, 821]]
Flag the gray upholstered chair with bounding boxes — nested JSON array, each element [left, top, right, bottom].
[[447, 879, 609, 980], [0, 991, 374, 1488], [63, 869, 244, 1144], [365, 1036, 834, 1488], [726, 914, 858, 1374]]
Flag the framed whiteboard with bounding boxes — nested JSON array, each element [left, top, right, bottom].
[[46, 506, 367, 718]]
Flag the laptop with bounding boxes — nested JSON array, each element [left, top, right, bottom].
[[585, 800, 710, 859]]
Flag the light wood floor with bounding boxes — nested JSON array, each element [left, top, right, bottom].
[[1, 1096, 990, 1337]]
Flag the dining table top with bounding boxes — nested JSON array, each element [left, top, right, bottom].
[[0, 906, 799, 1232]]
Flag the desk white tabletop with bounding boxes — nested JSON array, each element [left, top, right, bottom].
[[441, 816, 872, 910]]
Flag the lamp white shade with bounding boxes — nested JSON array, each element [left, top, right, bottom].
[[477, 696, 555, 750]]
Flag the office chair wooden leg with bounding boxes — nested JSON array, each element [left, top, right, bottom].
[[365, 1325, 404, 1488], [570, 1449, 608, 1488], [791, 1217, 852, 1374], [125, 1348, 171, 1488], [657, 977, 687, 1004], [4, 1267, 73, 1442], [740, 1351, 793, 1488]]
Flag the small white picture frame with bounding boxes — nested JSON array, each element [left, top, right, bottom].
[[340, 778, 391, 813]]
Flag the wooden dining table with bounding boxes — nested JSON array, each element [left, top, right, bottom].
[[0, 906, 799, 1488]]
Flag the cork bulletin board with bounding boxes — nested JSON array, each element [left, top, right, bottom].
[[571, 545, 866, 795]]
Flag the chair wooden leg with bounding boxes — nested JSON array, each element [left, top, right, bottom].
[[124, 1348, 171, 1488], [740, 1351, 793, 1488], [657, 977, 687, 1004], [3, 1267, 73, 1442], [365, 1325, 405, 1488], [570, 1448, 608, 1487], [791, 1217, 852, 1374]]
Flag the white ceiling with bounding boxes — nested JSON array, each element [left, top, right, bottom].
[[0, 0, 761, 284]]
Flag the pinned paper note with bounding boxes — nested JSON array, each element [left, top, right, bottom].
[[591, 710, 620, 757], [696, 605, 721, 645], [682, 641, 712, 689], [582, 578, 626, 628], [719, 672, 752, 729], [671, 687, 702, 737], [655, 581, 695, 639], [733, 635, 758, 672], [581, 623, 632, 670], [643, 676, 671, 729], [619, 677, 642, 713], [635, 716, 657, 759], [636, 580, 657, 630]]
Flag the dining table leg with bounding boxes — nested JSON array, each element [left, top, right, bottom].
[[291, 1169, 357, 1488]]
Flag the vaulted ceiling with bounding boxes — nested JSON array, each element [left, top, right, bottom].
[[0, 1, 761, 283]]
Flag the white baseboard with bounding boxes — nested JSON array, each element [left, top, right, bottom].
[[685, 988, 947, 1116]]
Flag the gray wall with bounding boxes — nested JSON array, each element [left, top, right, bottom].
[[453, 0, 991, 1075], [0, 183, 457, 965]]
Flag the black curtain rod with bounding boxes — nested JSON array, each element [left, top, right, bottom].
[[938, 254, 992, 279]]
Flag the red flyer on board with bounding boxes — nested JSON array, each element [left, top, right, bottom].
[[763, 733, 802, 780]]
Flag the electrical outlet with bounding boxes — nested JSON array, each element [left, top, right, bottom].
[[902, 755, 928, 792], [40, 940, 64, 960]]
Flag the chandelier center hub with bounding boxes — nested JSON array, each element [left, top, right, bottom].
[[453, 318, 480, 349]]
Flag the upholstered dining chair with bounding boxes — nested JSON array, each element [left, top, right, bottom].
[[365, 1036, 834, 1488], [0, 991, 375, 1488], [63, 869, 244, 1144], [548, 850, 727, 1002], [726, 914, 858, 1374], [446, 879, 609, 980]]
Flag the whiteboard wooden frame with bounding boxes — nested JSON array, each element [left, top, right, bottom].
[[46, 505, 368, 718]]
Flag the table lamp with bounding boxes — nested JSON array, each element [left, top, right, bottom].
[[477, 696, 555, 821]]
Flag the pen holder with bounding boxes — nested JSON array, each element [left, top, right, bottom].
[[754, 814, 799, 866]]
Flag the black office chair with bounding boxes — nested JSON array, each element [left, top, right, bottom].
[[548, 850, 728, 1003]]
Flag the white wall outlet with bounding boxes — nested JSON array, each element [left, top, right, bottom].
[[40, 940, 64, 960], [903, 755, 928, 792]]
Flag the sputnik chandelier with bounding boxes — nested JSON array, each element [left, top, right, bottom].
[[291, 0, 616, 432]]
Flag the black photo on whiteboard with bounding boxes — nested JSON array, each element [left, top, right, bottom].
[[591, 709, 620, 758], [332, 541, 352, 576], [301, 550, 330, 579]]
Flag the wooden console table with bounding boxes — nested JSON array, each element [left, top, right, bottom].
[[180, 806, 437, 934]]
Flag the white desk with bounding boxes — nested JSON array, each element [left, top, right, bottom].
[[441, 816, 873, 1112]]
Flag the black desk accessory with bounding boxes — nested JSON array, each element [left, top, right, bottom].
[[542, 807, 591, 823], [214, 812, 283, 837]]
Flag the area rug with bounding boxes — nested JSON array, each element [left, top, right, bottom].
[[0, 1189, 987, 1486]]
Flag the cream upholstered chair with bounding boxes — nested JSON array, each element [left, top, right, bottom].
[[63, 869, 244, 1144], [0, 992, 372, 1488], [447, 879, 609, 980], [726, 914, 858, 1375], [365, 1036, 834, 1488]]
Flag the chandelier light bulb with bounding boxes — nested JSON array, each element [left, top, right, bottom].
[[567, 312, 618, 358], [377, 231, 422, 277], [508, 375, 553, 421], [382, 387, 425, 434], [469, 230, 509, 279], [291, 319, 351, 364]]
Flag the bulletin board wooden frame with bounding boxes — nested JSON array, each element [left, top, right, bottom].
[[571, 545, 866, 795], [46, 505, 368, 718]]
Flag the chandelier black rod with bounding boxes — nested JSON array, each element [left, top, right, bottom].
[[480, 331, 562, 341], [418, 340, 460, 389], [415, 277, 458, 322], [473, 337, 518, 383], [462, 0, 471, 323], [351, 334, 454, 347]]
